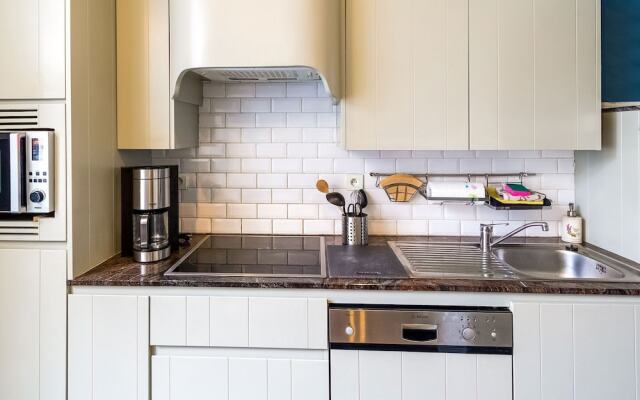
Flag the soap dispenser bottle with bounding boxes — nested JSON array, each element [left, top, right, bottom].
[[561, 203, 583, 244]]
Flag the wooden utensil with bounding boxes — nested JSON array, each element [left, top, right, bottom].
[[316, 179, 329, 193], [379, 174, 425, 202]]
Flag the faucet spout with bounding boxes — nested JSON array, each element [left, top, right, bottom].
[[480, 222, 549, 253]]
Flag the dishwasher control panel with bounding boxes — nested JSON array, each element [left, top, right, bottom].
[[329, 305, 512, 354]]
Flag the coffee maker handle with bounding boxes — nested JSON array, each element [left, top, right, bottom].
[[140, 214, 149, 248]]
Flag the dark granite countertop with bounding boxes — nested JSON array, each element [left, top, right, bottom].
[[69, 235, 640, 296]]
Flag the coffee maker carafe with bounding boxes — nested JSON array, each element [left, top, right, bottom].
[[121, 166, 179, 262]]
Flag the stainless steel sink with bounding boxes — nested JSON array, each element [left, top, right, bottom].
[[492, 244, 640, 282], [389, 241, 640, 282]]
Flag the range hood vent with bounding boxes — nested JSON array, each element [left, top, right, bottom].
[[197, 67, 322, 83]]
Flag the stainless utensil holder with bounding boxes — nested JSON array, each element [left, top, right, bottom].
[[342, 214, 368, 245]]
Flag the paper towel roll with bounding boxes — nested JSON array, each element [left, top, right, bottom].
[[426, 182, 486, 199]]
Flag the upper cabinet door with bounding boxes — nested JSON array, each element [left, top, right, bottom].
[[0, 0, 65, 100], [469, 0, 601, 150], [345, 0, 469, 150]]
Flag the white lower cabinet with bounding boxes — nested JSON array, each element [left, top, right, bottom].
[[0, 248, 66, 400], [330, 350, 512, 400], [151, 353, 329, 400], [513, 302, 640, 400], [68, 295, 150, 400]]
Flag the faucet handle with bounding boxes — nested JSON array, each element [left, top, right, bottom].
[[480, 223, 509, 229]]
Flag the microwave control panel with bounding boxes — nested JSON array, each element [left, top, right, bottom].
[[26, 130, 54, 213]]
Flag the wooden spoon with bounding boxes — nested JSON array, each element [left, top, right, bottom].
[[316, 179, 329, 193]]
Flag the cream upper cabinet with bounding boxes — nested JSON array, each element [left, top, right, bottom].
[[117, 0, 198, 150], [345, 0, 469, 150], [469, 0, 601, 150], [345, 0, 601, 151], [0, 0, 65, 99]]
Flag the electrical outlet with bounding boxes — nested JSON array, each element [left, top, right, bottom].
[[344, 174, 364, 190]]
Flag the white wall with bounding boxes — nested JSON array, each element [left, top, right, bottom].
[[151, 81, 576, 237], [576, 110, 640, 262]]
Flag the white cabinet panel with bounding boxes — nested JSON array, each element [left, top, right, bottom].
[[291, 359, 329, 400], [230, 358, 268, 400], [358, 351, 402, 400], [0, 250, 40, 400], [0, 249, 66, 400], [152, 352, 328, 400], [307, 298, 328, 349], [68, 295, 149, 400], [513, 301, 638, 400], [401, 352, 446, 400], [345, 0, 469, 150], [211, 297, 249, 347], [186, 296, 210, 346], [333, 350, 511, 400], [268, 359, 292, 400], [331, 350, 359, 400], [151, 296, 187, 346], [0, 0, 65, 99], [170, 356, 229, 400], [574, 304, 635, 400], [249, 297, 308, 349], [469, 0, 600, 150]]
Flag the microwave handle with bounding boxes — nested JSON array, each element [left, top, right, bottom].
[[140, 215, 149, 248]]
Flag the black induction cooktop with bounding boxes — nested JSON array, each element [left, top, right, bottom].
[[165, 235, 326, 278]]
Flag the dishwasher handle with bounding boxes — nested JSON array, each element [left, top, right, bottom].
[[401, 323, 438, 342]]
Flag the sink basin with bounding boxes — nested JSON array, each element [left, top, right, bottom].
[[493, 245, 640, 282]]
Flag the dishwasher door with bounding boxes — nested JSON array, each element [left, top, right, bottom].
[[329, 305, 513, 400]]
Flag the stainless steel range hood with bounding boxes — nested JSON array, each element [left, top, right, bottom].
[[170, 0, 344, 112]]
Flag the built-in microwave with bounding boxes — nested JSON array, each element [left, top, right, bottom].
[[0, 130, 54, 214]]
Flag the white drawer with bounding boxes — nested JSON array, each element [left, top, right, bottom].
[[150, 296, 327, 349]]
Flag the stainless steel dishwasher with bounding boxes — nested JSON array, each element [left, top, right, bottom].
[[329, 305, 514, 400]]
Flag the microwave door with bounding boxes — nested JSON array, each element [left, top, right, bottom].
[[0, 133, 24, 213]]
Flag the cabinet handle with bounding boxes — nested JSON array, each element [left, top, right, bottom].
[[401, 323, 438, 342]]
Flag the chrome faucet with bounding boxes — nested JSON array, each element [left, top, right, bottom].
[[480, 222, 549, 253]]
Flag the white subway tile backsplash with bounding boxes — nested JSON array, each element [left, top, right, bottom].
[[256, 113, 286, 127], [226, 83, 256, 98], [287, 143, 318, 158], [226, 173, 257, 188], [226, 143, 256, 159], [197, 203, 226, 218], [242, 158, 271, 172], [273, 219, 303, 235], [272, 98, 301, 112], [257, 143, 287, 158], [256, 83, 286, 98], [258, 204, 288, 219], [287, 113, 317, 128], [257, 174, 288, 188], [241, 98, 271, 113], [227, 204, 257, 219], [272, 159, 302, 173], [242, 128, 271, 143], [242, 189, 271, 203], [157, 82, 574, 236], [302, 98, 334, 112], [272, 128, 303, 142], [212, 188, 242, 203], [226, 113, 256, 128], [287, 82, 317, 97], [212, 98, 241, 113]]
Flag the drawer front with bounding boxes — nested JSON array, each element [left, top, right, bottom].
[[150, 296, 328, 349]]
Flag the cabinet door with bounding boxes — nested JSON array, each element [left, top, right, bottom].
[[152, 353, 329, 400], [513, 302, 638, 400], [345, 0, 469, 150], [0, 249, 66, 400], [330, 350, 512, 400], [69, 295, 150, 400], [469, 0, 600, 150], [0, 0, 65, 99]]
